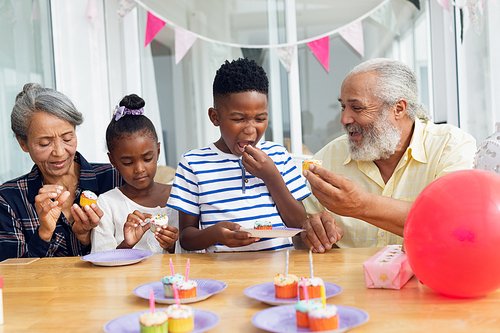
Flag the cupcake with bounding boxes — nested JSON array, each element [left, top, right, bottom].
[[161, 273, 185, 297], [176, 280, 197, 299], [274, 274, 299, 299], [254, 221, 272, 230], [295, 299, 322, 328], [302, 159, 322, 172], [308, 304, 339, 331], [139, 311, 169, 333], [166, 304, 194, 333], [79, 190, 97, 207], [149, 214, 169, 232], [299, 277, 324, 300]]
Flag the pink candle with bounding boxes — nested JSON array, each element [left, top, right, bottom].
[[149, 288, 155, 313], [301, 277, 309, 303], [185, 259, 190, 281], [169, 258, 175, 276], [172, 283, 181, 307]]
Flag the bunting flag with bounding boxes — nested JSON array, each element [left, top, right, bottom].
[[408, 0, 421, 9], [307, 36, 330, 72], [242, 48, 264, 66], [145, 12, 166, 47], [436, 0, 450, 11], [276, 46, 295, 72], [86, 0, 98, 26], [370, 1, 400, 35], [117, 0, 137, 18], [31, 0, 40, 24], [467, 0, 483, 34], [339, 21, 364, 57], [175, 27, 197, 64]]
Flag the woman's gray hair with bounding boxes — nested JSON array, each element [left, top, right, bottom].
[[347, 58, 430, 121], [11, 83, 84, 142]]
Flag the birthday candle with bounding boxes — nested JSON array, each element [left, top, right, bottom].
[[185, 258, 190, 281], [301, 277, 309, 303], [320, 284, 326, 308], [169, 258, 175, 276], [172, 283, 181, 307], [285, 250, 289, 276], [309, 250, 314, 279], [149, 288, 155, 314]]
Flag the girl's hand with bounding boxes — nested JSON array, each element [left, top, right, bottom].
[[213, 221, 260, 247], [121, 211, 151, 248], [35, 185, 70, 242], [71, 202, 104, 246], [241, 145, 280, 182], [154, 225, 179, 253]]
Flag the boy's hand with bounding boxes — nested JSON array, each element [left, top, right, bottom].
[[122, 211, 151, 248], [241, 145, 280, 181], [155, 225, 179, 252], [213, 221, 260, 247]]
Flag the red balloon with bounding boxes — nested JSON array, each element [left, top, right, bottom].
[[404, 169, 500, 298]]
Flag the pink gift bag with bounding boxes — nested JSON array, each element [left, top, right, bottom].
[[363, 245, 414, 290]]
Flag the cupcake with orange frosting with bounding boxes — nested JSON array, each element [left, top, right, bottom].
[[308, 304, 339, 331], [299, 277, 324, 300], [166, 304, 194, 333], [302, 159, 322, 173], [274, 274, 299, 298]]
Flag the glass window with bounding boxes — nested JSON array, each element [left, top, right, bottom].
[[0, 0, 54, 183]]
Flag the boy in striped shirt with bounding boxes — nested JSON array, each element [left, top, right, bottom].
[[167, 58, 311, 252]]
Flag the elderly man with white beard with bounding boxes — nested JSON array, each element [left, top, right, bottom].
[[298, 58, 476, 252]]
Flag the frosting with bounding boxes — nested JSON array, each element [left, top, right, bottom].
[[302, 277, 324, 287], [176, 280, 198, 290], [166, 304, 193, 319], [81, 190, 97, 200], [295, 299, 322, 313], [308, 305, 337, 319], [150, 214, 169, 226], [254, 220, 272, 228], [161, 273, 185, 285], [139, 311, 168, 326], [274, 274, 299, 286]]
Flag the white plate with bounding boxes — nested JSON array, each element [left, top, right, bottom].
[[237, 227, 305, 238], [81, 249, 153, 267]]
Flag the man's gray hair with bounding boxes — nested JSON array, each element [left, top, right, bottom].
[[11, 83, 84, 142], [347, 58, 430, 121]]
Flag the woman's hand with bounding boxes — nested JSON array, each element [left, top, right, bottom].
[[35, 185, 70, 242], [155, 225, 179, 253], [120, 211, 151, 249], [71, 202, 104, 246]]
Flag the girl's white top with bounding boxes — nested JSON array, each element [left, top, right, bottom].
[[91, 188, 181, 253]]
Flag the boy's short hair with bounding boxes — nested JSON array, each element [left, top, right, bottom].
[[212, 58, 269, 104]]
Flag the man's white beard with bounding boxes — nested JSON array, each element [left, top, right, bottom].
[[344, 115, 402, 162]]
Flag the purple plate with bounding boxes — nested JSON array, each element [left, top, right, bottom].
[[236, 227, 305, 238], [81, 249, 153, 266], [244, 282, 342, 306], [251, 304, 369, 333], [134, 279, 227, 304], [103, 308, 219, 333]]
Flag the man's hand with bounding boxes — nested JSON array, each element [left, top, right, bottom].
[[301, 210, 343, 253]]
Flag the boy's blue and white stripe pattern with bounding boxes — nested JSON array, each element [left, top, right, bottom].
[[167, 141, 311, 252]]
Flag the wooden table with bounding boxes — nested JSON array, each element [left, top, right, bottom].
[[1, 248, 499, 332]]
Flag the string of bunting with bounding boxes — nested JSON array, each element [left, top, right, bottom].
[[112, 0, 493, 72]]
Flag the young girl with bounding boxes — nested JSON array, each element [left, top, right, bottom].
[[91, 94, 179, 253]]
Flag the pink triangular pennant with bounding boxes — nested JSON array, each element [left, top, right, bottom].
[[436, 0, 450, 11], [175, 27, 198, 64], [117, 0, 137, 18], [339, 21, 364, 57], [145, 12, 166, 47], [276, 46, 294, 72], [307, 36, 330, 72]]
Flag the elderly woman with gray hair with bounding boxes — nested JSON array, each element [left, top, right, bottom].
[[298, 58, 477, 253], [0, 83, 122, 260]]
